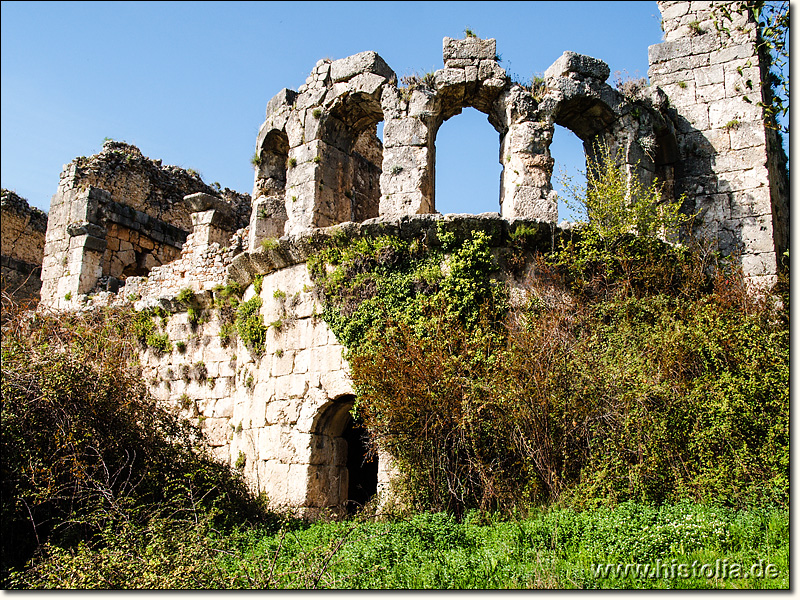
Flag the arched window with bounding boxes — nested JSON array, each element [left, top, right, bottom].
[[433, 107, 503, 215]]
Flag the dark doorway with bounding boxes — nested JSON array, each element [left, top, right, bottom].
[[342, 416, 378, 513]]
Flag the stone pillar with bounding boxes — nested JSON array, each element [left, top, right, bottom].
[[184, 192, 238, 249], [379, 86, 437, 217], [649, 0, 789, 286], [40, 185, 109, 308], [499, 119, 558, 222], [249, 195, 288, 249]]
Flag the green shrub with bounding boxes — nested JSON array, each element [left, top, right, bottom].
[[0, 303, 272, 585], [235, 297, 267, 355]]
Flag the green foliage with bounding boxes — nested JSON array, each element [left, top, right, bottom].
[[1, 302, 274, 585], [308, 144, 787, 516], [64, 292, 72, 301], [213, 282, 243, 309], [560, 141, 688, 243], [713, 1, 789, 134], [175, 340, 187, 353], [235, 297, 267, 355], [261, 238, 280, 252], [253, 274, 263, 295], [251, 153, 262, 168], [11, 503, 785, 588], [176, 288, 196, 306]]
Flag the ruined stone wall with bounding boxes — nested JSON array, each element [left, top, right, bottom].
[[249, 36, 682, 247], [1, 189, 48, 302], [649, 0, 789, 286], [129, 214, 555, 512], [8, 11, 788, 513], [39, 142, 250, 309]]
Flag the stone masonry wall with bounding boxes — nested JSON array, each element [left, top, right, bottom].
[[39, 142, 251, 309], [6, 13, 787, 513], [649, 0, 789, 286], [132, 213, 557, 512], [1, 189, 48, 302]]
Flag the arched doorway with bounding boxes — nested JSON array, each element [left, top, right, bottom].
[[308, 395, 379, 511]]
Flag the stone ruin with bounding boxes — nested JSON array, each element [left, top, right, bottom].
[[1, 189, 48, 303], [2, 1, 788, 513]]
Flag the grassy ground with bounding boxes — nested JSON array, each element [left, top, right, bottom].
[[210, 502, 788, 589], [14, 501, 785, 589]]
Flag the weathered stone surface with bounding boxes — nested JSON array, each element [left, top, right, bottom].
[[7, 16, 785, 514], [544, 51, 611, 82], [1, 189, 48, 302], [329, 51, 394, 83]]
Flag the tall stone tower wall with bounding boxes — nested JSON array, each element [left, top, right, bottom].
[[649, 0, 788, 286]]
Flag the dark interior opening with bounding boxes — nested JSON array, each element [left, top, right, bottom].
[[342, 416, 378, 513]]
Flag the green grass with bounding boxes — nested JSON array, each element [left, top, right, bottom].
[[15, 502, 784, 589], [208, 504, 788, 589]]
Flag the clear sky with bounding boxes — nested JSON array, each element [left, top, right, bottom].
[[1, 1, 665, 220]]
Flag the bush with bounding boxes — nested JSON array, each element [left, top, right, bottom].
[[1, 301, 272, 585], [235, 297, 267, 355]]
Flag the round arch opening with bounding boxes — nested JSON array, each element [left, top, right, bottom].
[[433, 107, 503, 216], [310, 395, 378, 513]]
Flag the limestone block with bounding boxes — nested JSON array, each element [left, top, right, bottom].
[[286, 463, 311, 505], [258, 426, 282, 461], [728, 120, 767, 151], [442, 37, 496, 62], [202, 418, 231, 447], [660, 81, 696, 106], [648, 38, 693, 65], [348, 72, 388, 97], [544, 51, 610, 82], [265, 399, 288, 425], [707, 97, 763, 130], [501, 186, 558, 222], [266, 88, 298, 118], [434, 68, 466, 94], [304, 464, 344, 507], [673, 103, 709, 132], [741, 251, 776, 279], [329, 51, 394, 83], [406, 89, 437, 118], [260, 460, 290, 504], [292, 294, 317, 319], [320, 370, 353, 400], [712, 147, 767, 174], [478, 59, 506, 82], [696, 83, 726, 104], [383, 117, 430, 148], [735, 216, 777, 254], [710, 44, 756, 65], [716, 168, 768, 194]]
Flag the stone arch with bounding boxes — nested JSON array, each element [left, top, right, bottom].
[[540, 52, 680, 217], [249, 126, 290, 248], [255, 129, 289, 197], [306, 394, 378, 511], [317, 90, 384, 225]]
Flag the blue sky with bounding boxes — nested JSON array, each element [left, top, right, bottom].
[[1, 1, 664, 219]]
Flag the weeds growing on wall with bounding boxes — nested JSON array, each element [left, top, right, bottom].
[[309, 149, 789, 517]]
